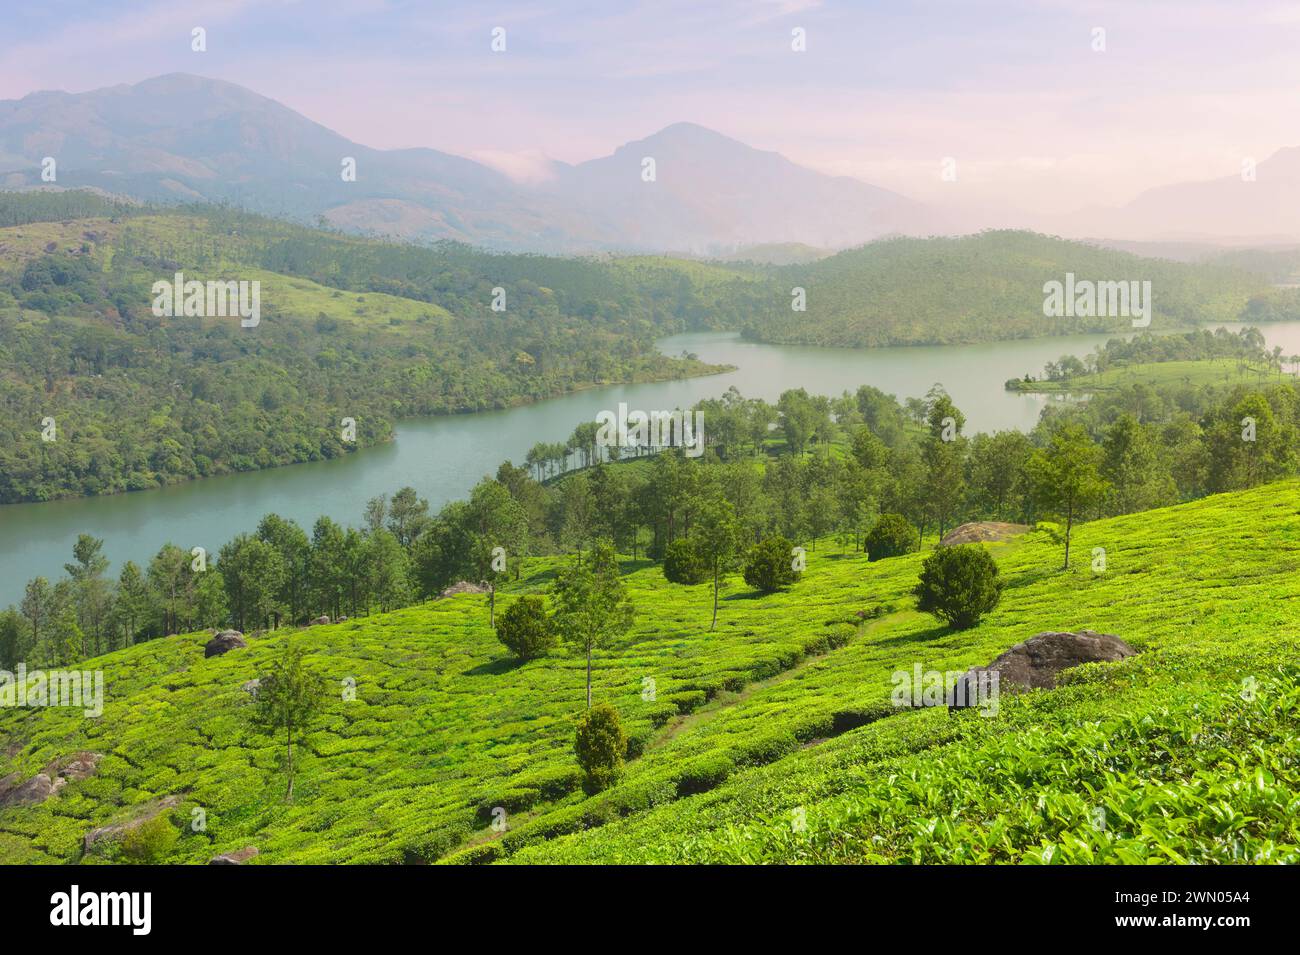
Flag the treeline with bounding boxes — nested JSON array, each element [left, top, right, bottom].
[[1011, 326, 1288, 385], [8, 356, 1300, 669]]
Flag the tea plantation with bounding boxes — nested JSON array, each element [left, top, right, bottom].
[[2, 479, 1298, 864]]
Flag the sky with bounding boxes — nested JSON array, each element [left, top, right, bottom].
[[2, 0, 1299, 215]]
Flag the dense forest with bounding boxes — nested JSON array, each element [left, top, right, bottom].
[[5, 342, 1297, 670], [742, 231, 1300, 347]]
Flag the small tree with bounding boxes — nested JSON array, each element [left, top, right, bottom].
[[695, 498, 741, 630], [913, 544, 1002, 630], [662, 537, 709, 585], [574, 701, 627, 793], [865, 513, 919, 561], [743, 535, 799, 593], [251, 642, 328, 801], [1027, 424, 1109, 570], [496, 595, 556, 660], [551, 541, 634, 708]]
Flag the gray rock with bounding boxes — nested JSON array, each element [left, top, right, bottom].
[[205, 630, 246, 658], [950, 630, 1137, 708], [209, 846, 259, 865]]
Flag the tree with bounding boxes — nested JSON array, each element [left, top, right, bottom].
[[1027, 424, 1109, 570], [694, 498, 741, 630], [913, 544, 1003, 630], [495, 595, 555, 660], [367, 528, 411, 613], [19, 577, 52, 662], [1101, 414, 1177, 514], [551, 540, 634, 708], [743, 535, 800, 593], [466, 479, 529, 626], [250, 642, 328, 801], [0, 609, 21, 670], [218, 535, 285, 631], [256, 514, 311, 625], [662, 537, 709, 585], [865, 514, 919, 561], [112, 561, 152, 648], [309, 517, 348, 620], [65, 534, 110, 655], [921, 390, 968, 538], [386, 486, 430, 549], [573, 701, 627, 793]]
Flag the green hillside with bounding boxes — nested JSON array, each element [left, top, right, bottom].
[[743, 230, 1299, 347], [2, 479, 1297, 865]]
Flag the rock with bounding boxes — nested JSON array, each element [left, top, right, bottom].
[[209, 846, 259, 865], [950, 630, 1137, 708], [47, 751, 103, 782], [310, 615, 331, 626], [205, 630, 246, 658], [241, 678, 261, 696], [440, 581, 487, 597], [0, 772, 61, 807], [84, 795, 182, 851], [337, 615, 349, 623], [940, 521, 1029, 547]]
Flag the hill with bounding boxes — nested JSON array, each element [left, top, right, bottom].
[[2, 479, 1297, 864], [741, 231, 1297, 347]]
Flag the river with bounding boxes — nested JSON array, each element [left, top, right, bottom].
[[4, 322, 1300, 606]]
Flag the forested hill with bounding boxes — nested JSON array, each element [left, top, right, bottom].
[[741, 231, 1300, 347], [0, 192, 756, 503]]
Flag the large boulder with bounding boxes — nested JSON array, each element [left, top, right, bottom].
[[0, 752, 103, 808], [0, 772, 60, 807], [309, 615, 331, 626], [940, 522, 1029, 547], [205, 630, 246, 658], [209, 846, 259, 865], [950, 630, 1137, 708]]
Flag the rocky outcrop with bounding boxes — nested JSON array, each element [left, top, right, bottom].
[[83, 795, 182, 851], [209, 846, 259, 865], [940, 522, 1029, 547], [440, 581, 487, 597], [950, 630, 1137, 708], [310, 615, 331, 626], [0, 752, 103, 808], [205, 630, 246, 658]]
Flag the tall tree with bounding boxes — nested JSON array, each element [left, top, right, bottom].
[[1027, 424, 1109, 570], [551, 540, 634, 708], [251, 642, 328, 802]]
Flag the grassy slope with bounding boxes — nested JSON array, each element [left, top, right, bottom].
[[1012, 358, 1294, 394], [2, 481, 1299, 864]]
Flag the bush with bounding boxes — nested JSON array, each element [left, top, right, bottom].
[[743, 535, 800, 592], [495, 595, 555, 660], [662, 537, 709, 585], [675, 754, 735, 796], [574, 702, 627, 793], [121, 814, 179, 864], [913, 544, 1003, 630], [865, 514, 919, 561]]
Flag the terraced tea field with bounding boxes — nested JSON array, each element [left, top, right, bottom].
[[2, 480, 1298, 864]]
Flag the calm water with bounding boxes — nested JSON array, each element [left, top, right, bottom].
[[3, 322, 1298, 606]]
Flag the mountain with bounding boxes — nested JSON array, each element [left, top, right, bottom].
[[1057, 147, 1300, 244], [0, 74, 932, 253]]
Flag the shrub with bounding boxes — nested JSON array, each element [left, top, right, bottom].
[[574, 702, 627, 793], [865, 514, 919, 560], [675, 754, 735, 796], [913, 544, 1003, 630], [743, 535, 799, 593], [824, 623, 856, 650], [662, 537, 709, 585], [495, 595, 555, 660], [121, 814, 179, 864]]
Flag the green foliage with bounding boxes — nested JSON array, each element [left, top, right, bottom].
[[913, 544, 1003, 630], [865, 514, 919, 561], [495, 595, 555, 660], [120, 813, 179, 864], [251, 641, 329, 801], [574, 702, 627, 793], [743, 535, 799, 593], [662, 538, 709, 585]]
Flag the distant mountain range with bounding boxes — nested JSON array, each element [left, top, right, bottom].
[[1, 73, 1297, 252], [0, 74, 929, 253]]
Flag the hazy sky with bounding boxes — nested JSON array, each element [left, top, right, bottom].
[[4, 0, 1300, 214]]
